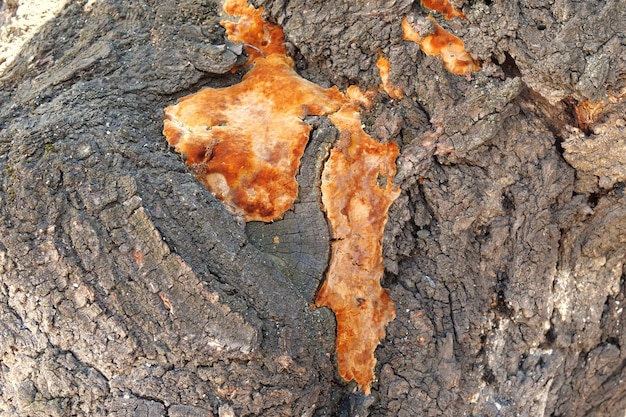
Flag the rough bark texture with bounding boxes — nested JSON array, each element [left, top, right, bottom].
[[0, 0, 625, 416]]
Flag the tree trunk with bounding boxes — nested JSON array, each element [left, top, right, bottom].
[[1, 0, 625, 416]]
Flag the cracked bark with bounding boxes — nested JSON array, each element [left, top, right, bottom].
[[1, 0, 625, 416]]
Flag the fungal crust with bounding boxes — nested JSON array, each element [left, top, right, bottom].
[[402, 15, 480, 75], [163, 1, 344, 221], [376, 55, 404, 99], [421, 0, 466, 19], [317, 103, 400, 395]]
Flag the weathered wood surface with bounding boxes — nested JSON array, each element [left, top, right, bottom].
[[0, 0, 625, 415]]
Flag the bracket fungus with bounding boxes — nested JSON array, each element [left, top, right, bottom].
[[402, 15, 480, 75], [163, 0, 399, 394]]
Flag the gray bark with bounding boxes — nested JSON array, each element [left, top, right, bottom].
[[0, 0, 625, 416]]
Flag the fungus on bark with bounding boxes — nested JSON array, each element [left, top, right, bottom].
[[317, 104, 400, 395], [376, 55, 404, 99], [402, 15, 480, 75], [221, 0, 286, 60], [163, 0, 399, 394], [163, 0, 344, 221], [421, 0, 466, 19]]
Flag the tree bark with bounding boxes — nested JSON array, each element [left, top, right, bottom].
[[0, 0, 625, 416]]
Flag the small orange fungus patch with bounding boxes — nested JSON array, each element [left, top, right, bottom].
[[421, 0, 466, 19], [376, 55, 404, 99], [317, 104, 400, 395], [345, 85, 375, 110], [401, 17, 422, 44], [402, 16, 480, 75], [163, 0, 400, 393]]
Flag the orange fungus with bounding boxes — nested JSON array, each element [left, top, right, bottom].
[[163, 1, 344, 221], [221, 0, 286, 61], [421, 0, 466, 19], [317, 104, 400, 395], [376, 55, 404, 99], [402, 15, 480, 75]]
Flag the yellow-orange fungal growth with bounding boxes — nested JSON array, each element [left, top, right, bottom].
[[317, 104, 400, 395], [421, 0, 466, 19], [376, 55, 404, 99], [401, 17, 422, 44], [221, 0, 286, 61], [402, 16, 480, 75], [164, 0, 345, 221], [345, 85, 375, 110], [163, 54, 345, 221]]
